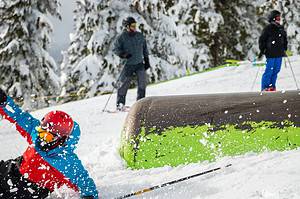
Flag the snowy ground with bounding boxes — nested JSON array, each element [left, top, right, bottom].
[[1, 56, 300, 199]]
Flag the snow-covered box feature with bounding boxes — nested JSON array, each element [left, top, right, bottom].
[[119, 91, 300, 169]]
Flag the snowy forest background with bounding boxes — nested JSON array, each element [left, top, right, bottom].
[[0, 0, 300, 109]]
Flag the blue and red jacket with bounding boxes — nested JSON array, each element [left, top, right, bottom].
[[0, 97, 98, 198]]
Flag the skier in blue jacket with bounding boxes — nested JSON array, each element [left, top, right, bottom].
[[0, 88, 98, 198], [258, 10, 288, 91]]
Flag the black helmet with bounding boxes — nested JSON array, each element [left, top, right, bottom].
[[268, 10, 281, 23], [122, 17, 137, 27]]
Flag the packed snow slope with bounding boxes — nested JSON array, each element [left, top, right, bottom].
[[1, 56, 300, 199]]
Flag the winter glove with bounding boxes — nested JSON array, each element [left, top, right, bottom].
[[0, 88, 7, 106], [112, 81, 121, 89], [144, 57, 151, 70], [119, 52, 132, 59]]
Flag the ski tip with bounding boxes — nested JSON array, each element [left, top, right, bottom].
[[103, 109, 130, 113], [225, 164, 232, 168]]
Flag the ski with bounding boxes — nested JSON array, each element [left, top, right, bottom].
[[103, 106, 131, 113], [115, 164, 232, 199], [104, 109, 129, 113]]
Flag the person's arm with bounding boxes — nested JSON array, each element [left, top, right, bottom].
[[259, 26, 269, 55], [0, 88, 7, 106], [113, 34, 131, 59], [283, 30, 288, 51], [0, 89, 39, 143], [64, 154, 99, 198], [143, 36, 150, 70]]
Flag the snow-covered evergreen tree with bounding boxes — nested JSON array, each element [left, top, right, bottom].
[[132, 0, 212, 81], [61, 0, 300, 101], [61, 0, 98, 78], [61, 0, 133, 100], [61, 0, 212, 100], [0, 0, 61, 109], [61, 0, 117, 101], [258, 0, 300, 54]]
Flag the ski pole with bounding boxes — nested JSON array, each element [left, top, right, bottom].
[[284, 57, 287, 68], [102, 86, 116, 112], [115, 164, 232, 199], [286, 56, 299, 90], [251, 58, 261, 91], [102, 69, 124, 112]]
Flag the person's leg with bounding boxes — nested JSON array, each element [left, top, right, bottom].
[[0, 158, 15, 197], [0, 160, 7, 176], [0, 157, 26, 198], [136, 65, 147, 100], [261, 58, 275, 91], [117, 66, 133, 108], [270, 57, 282, 90], [0, 159, 8, 197], [0, 157, 51, 199]]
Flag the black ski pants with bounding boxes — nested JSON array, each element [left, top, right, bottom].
[[0, 156, 50, 199], [117, 63, 146, 107]]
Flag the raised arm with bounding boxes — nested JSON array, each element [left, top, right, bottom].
[[0, 89, 39, 143], [62, 154, 99, 198]]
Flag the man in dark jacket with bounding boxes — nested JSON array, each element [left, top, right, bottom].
[[113, 16, 150, 111], [259, 10, 288, 91], [0, 88, 98, 199]]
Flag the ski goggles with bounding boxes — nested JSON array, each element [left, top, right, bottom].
[[36, 126, 57, 143], [275, 16, 281, 21]]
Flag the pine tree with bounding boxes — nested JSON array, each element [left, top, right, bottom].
[[61, 0, 104, 101], [0, 0, 61, 109], [258, 0, 300, 54], [61, 0, 300, 102], [62, 0, 212, 101], [61, 0, 96, 73], [61, 0, 133, 100], [132, 0, 211, 80]]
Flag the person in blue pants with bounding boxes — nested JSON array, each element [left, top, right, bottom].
[[262, 58, 282, 91], [258, 10, 288, 91]]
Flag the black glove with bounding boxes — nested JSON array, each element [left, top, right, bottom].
[[0, 88, 7, 106], [120, 52, 132, 59], [144, 57, 151, 70], [258, 51, 264, 60], [112, 81, 121, 89]]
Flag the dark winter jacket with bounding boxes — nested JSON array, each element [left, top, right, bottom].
[[113, 30, 149, 66], [0, 156, 52, 198], [0, 97, 98, 198], [259, 22, 288, 58]]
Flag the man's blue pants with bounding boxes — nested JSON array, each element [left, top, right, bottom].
[[261, 57, 282, 91]]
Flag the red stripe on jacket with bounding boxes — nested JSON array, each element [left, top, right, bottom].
[[20, 146, 79, 192]]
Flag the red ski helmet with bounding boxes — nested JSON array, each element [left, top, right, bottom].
[[40, 110, 74, 137]]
